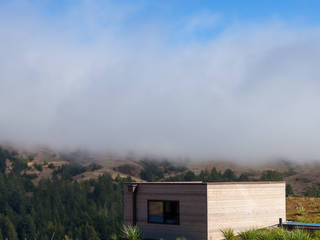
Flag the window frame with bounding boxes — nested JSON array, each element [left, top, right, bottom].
[[147, 200, 180, 225]]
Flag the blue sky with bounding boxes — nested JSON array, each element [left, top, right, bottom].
[[27, 0, 320, 24], [3, 0, 320, 43]]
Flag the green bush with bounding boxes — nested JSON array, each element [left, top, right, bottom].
[[111, 233, 119, 240], [33, 163, 43, 172], [297, 205, 306, 216], [48, 163, 55, 169], [226, 228, 314, 240], [239, 229, 260, 240], [221, 228, 235, 240], [260, 170, 283, 181], [270, 228, 290, 240], [289, 229, 312, 240], [121, 225, 143, 240], [257, 230, 274, 240], [312, 231, 320, 240], [286, 184, 295, 196]]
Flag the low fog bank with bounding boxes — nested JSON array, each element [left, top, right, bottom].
[[1, 2, 320, 162]]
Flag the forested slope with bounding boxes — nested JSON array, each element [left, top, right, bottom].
[[0, 147, 129, 240]]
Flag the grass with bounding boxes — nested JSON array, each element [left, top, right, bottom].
[[238, 229, 261, 240], [287, 197, 320, 223], [222, 228, 314, 240], [221, 228, 236, 240]]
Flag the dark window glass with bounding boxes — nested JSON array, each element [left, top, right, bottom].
[[148, 200, 179, 224], [164, 201, 179, 224]]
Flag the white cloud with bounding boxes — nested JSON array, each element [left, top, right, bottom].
[[1, 1, 320, 161]]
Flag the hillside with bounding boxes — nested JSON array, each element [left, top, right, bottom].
[[187, 159, 320, 196], [2, 144, 320, 239], [1, 145, 142, 184], [2, 145, 320, 196], [0, 146, 131, 239], [287, 197, 320, 222]]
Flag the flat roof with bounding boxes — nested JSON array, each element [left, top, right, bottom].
[[125, 181, 285, 185]]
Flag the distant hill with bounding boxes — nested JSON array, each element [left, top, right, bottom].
[[2, 144, 320, 196], [187, 159, 320, 196]]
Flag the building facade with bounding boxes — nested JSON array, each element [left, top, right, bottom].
[[124, 181, 286, 240]]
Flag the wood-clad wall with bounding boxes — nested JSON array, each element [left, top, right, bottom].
[[124, 183, 208, 240], [124, 182, 286, 240], [124, 184, 133, 226], [207, 183, 286, 240]]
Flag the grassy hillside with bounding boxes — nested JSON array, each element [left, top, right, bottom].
[[5, 144, 320, 196], [287, 197, 320, 223]]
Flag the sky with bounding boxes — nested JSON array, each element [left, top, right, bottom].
[[1, 0, 320, 161]]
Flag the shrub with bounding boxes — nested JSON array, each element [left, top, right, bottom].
[[297, 205, 306, 216], [238, 228, 314, 240], [34, 163, 43, 172], [88, 163, 103, 171], [25, 173, 38, 179], [48, 163, 55, 169], [115, 164, 138, 176], [139, 160, 164, 181], [270, 228, 290, 240], [312, 230, 320, 240], [289, 229, 312, 240], [260, 170, 283, 181], [53, 163, 86, 180], [110, 233, 119, 240], [239, 229, 260, 240], [256, 230, 273, 240], [221, 228, 235, 240], [121, 225, 143, 240], [286, 184, 294, 196]]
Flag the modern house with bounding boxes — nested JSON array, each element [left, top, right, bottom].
[[124, 181, 286, 240]]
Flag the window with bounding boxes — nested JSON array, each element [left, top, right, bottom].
[[148, 200, 179, 224]]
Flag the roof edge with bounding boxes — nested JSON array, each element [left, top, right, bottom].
[[124, 181, 285, 185], [206, 181, 285, 185]]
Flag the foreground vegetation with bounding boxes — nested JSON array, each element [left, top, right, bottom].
[[111, 225, 320, 240], [120, 227, 320, 240], [222, 228, 320, 240]]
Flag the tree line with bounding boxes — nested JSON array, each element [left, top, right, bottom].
[[138, 159, 294, 196]]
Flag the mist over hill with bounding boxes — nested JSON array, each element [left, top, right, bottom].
[[2, 1, 320, 161], [1, 144, 319, 197]]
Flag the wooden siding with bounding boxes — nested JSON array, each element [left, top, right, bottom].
[[124, 185, 133, 226], [124, 183, 208, 240], [207, 183, 286, 240]]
